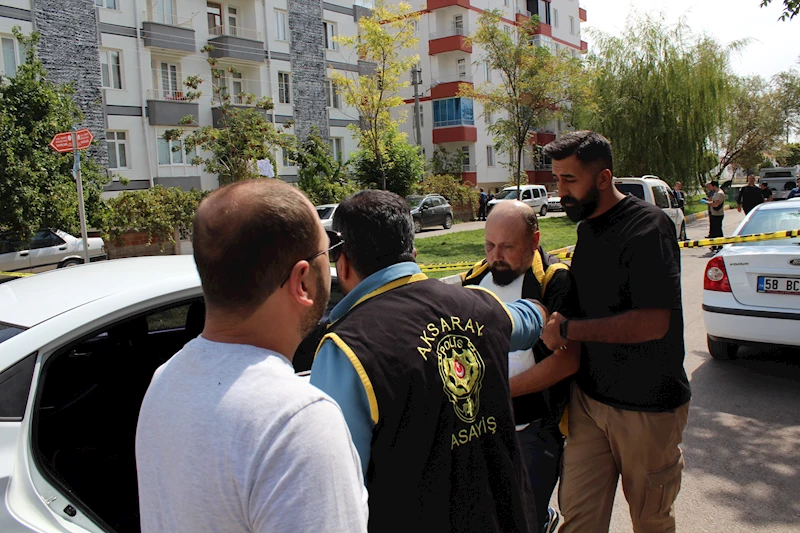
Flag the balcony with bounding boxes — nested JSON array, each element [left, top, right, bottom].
[[146, 89, 199, 126], [581, 40, 588, 52], [579, 8, 587, 22], [432, 125, 477, 144], [516, 10, 531, 24], [142, 10, 196, 54], [427, 0, 470, 8], [429, 27, 472, 55], [211, 103, 268, 129], [207, 25, 265, 63], [430, 73, 473, 99], [533, 22, 552, 37]]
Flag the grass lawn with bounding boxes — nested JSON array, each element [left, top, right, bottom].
[[415, 217, 579, 277]]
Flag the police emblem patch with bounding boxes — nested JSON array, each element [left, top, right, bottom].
[[437, 334, 486, 423]]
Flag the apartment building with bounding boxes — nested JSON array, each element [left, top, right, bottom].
[[0, 0, 369, 193], [398, 0, 587, 190]]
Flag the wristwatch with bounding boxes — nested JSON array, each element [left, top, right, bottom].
[[560, 319, 571, 342]]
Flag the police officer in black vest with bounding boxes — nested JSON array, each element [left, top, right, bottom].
[[461, 201, 581, 533], [310, 190, 548, 533]]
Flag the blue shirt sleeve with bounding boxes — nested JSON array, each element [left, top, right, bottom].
[[504, 299, 544, 352], [309, 339, 373, 476]]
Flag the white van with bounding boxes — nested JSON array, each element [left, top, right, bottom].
[[487, 184, 549, 216], [614, 176, 688, 240], [759, 166, 800, 201]]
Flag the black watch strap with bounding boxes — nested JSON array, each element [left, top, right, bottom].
[[560, 319, 570, 342]]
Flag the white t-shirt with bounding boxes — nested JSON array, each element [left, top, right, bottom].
[[478, 272, 536, 379], [135, 336, 368, 533]]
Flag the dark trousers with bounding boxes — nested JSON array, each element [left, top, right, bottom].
[[478, 203, 487, 220], [517, 420, 564, 532], [709, 215, 724, 238]]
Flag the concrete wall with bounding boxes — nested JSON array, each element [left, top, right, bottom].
[[288, 0, 328, 141]]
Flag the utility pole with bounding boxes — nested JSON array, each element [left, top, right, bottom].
[[411, 66, 422, 148]]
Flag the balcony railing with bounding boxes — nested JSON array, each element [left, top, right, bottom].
[[144, 9, 193, 28], [431, 72, 473, 85], [433, 118, 475, 128], [209, 25, 261, 42], [148, 88, 194, 102], [430, 26, 468, 40]]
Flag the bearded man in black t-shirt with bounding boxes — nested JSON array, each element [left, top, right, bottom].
[[539, 131, 691, 533]]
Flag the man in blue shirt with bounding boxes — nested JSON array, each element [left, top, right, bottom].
[[311, 190, 548, 533], [787, 177, 800, 199]]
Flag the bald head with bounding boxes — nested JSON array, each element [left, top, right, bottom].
[[484, 201, 540, 286], [486, 200, 539, 235], [193, 179, 320, 317]]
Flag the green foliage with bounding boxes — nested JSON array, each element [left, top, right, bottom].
[[776, 143, 800, 166], [295, 130, 359, 205], [416, 174, 479, 216], [429, 146, 465, 177], [760, 0, 800, 20], [0, 28, 108, 239], [772, 69, 800, 141], [576, 14, 739, 186], [351, 128, 424, 197], [105, 185, 205, 245]]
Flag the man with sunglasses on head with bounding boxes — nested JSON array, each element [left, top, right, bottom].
[[136, 180, 367, 533], [310, 190, 549, 533], [539, 131, 690, 533]]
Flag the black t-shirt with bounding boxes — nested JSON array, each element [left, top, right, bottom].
[[737, 185, 763, 212], [761, 187, 773, 200], [570, 195, 691, 412]]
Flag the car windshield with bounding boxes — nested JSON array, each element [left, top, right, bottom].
[[0, 322, 25, 344], [495, 189, 519, 200], [317, 206, 335, 220], [615, 183, 646, 200], [406, 196, 424, 208], [734, 206, 800, 247]]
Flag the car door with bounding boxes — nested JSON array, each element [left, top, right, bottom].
[[420, 198, 435, 227], [521, 189, 533, 207], [0, 233, 31, 274], [29, 230, 69, 273], [432, 198, 445, 225], [653, 186, 679, 235]]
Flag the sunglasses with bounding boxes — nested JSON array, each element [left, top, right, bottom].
[[280, 230, 345, 288]]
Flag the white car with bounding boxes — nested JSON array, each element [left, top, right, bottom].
[[488, 184, 549, 217], [702, 199, 800, 359], [0, 229, 106, 277], [546, 194, 563, 212], [0, 256, 341, 532], [316, 204, 338, 231], [614, 176, 687, 240]]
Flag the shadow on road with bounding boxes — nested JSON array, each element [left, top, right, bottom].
[[684, 346, 800, 528]]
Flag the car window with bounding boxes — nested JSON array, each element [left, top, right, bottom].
[[495, 189, 518, 200], [736, 207, 800, 246], [652, 186, 670, 209], [0, 234, 27, 254], [422, 199, 433, 208], [406, 196, 424, 209], [30, 230, 66, 250], [521, 190, 532, 200], [0, 322, 26, 344], [0, 352, 36, 421], [316, 207, 335, 220], [147, 303, 192, 332], [615, 183, 646, 200]]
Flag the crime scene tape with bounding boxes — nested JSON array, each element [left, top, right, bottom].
[[0, 271, 34, 278], [677, 229, 800, 249]]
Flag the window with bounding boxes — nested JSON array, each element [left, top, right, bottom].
[[107, 131, 129, 169], [503, 26, 511, 36], [326, 79, 340, 109], [157, 136, 196, 166], [653, 186, 670, 209], [278, 72, 291, 104], [457, 58, 466, 79], [31, 230, 66, 250], [100, 49, 122, 89], [487, 145, 495, 167], [542, 1, 551, 24], [553, 9, 559, 27], [329, 137, 343, 162], [419, 104, 424, 127], [521, 189, 532, 200], [158, 61, 181, 99], [275, 10, 288, 41], [412, 19, 419, 35], [152, 0, 176, 25], [453, 14, 464, 34], [1, 37, 17, 77], [207, 2, 223, 31], [569, 16, 575, 34], [219, 70, 244, 102], [95, 0, 117, 9], [228, 6, 238, 35], [504, 0, 509, 5], [324, 22, 338, 50], [432, 97, 474, 128], [461, 146, 470, 167], [483, 61, 491, 82], [486, 110, 493, 125], [281, 146, 295, 167]]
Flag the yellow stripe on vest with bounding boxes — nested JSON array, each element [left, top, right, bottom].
[[319, 332, 380, 425]]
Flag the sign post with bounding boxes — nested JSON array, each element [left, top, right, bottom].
[[50, 128, 93, 264]]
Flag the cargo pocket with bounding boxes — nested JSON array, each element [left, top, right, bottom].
[[642, 453, 685, 520]]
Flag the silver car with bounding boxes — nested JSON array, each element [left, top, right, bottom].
[[0, 229, 106, 277]]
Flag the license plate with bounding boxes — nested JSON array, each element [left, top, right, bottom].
[[757, 276, 800, 294]]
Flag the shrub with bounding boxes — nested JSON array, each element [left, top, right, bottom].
[[416, 174, 479, 219]]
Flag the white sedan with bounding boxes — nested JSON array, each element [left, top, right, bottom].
[[0, 229, 106, 277], [316, 204, 338, 231], [703, 199, 800, 359], [0, 256, 340, 532]]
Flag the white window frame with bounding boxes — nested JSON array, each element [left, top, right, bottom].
[[281, 145, 295, 167], [156, 60, 182, 99], [483, 60, 491, 82], [1, 36, 19, 78], [486, 110, 493, 125], [100, 49, 123, 90], [553, 9, 559, 28], [461, 146, 470, 167], [453, 14, 464, 33], [157, 135, 197, 167], [569, 16, 575, 35], [95, 0, 117, 9], [326, 79, 340, 109], [278, 72, 291, 104], [329, 137, 344, 163], [275, 10, 288, 41], [486, 145, 495, 167], [107, 131, 130, 170], [227, 6, 239, 37], [324, 22, 338, 50], [457, 58, 467, 80]]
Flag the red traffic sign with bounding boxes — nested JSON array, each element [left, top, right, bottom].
[[49, 129, 94, 153]]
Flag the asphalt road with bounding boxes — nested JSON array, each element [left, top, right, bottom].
[[551, 209, 800, 532]]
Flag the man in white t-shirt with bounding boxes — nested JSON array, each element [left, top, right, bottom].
[[135, 180, 368, 533], [461, 201, 581, 533]]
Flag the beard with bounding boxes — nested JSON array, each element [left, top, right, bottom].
[[561, 183, 600, 222], [489, 262, 525, 287], [299, 262, 330, 338]]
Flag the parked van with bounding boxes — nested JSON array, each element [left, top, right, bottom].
[[614, 176, 687, 240], [487, 184, 549, 216], [759, 166, 800, 201]]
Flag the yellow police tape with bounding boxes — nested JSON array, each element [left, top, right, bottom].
[[0, 271, 34, 278]]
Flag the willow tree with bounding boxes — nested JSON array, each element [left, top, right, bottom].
[[329, 0, 420, 190], [578, 14, 739, 186], [460, 10, 594, 192]]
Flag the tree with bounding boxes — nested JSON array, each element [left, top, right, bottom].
[[0, 28, 108, 239], [713, 76, 785, 176], [760, 0, 800, 20], [773, 69, 800, 142], [295, 130, 359, 205], [460, 10, 593, 192], [776, 142, 800, 166], [577, 14, 739, 185], [429, 146, 466, 178], [350, 128, 424, 197], [329, 0, 420, 190]]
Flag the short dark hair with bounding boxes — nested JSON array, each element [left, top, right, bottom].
[[333, 190, 415, 278], [542, 130, 613, 175], [193, 179, 318, 317], [709, 180, 719, 188]]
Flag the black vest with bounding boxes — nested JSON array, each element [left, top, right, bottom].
[[462, 249, 572, 427], [323, 275, 536, 533]]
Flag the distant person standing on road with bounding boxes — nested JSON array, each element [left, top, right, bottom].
[[705, 180, 726, 252], [479, 188, 489, 220], [788, 177, 800, 199], [737, 175, 764, 214], [760, 181, 774, 202], [136, 180, 368, 533], [541, 131, 691, 533], [672, 181, 686, 212]]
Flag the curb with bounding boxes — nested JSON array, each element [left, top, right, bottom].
[[684, 204, 734, 223]]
